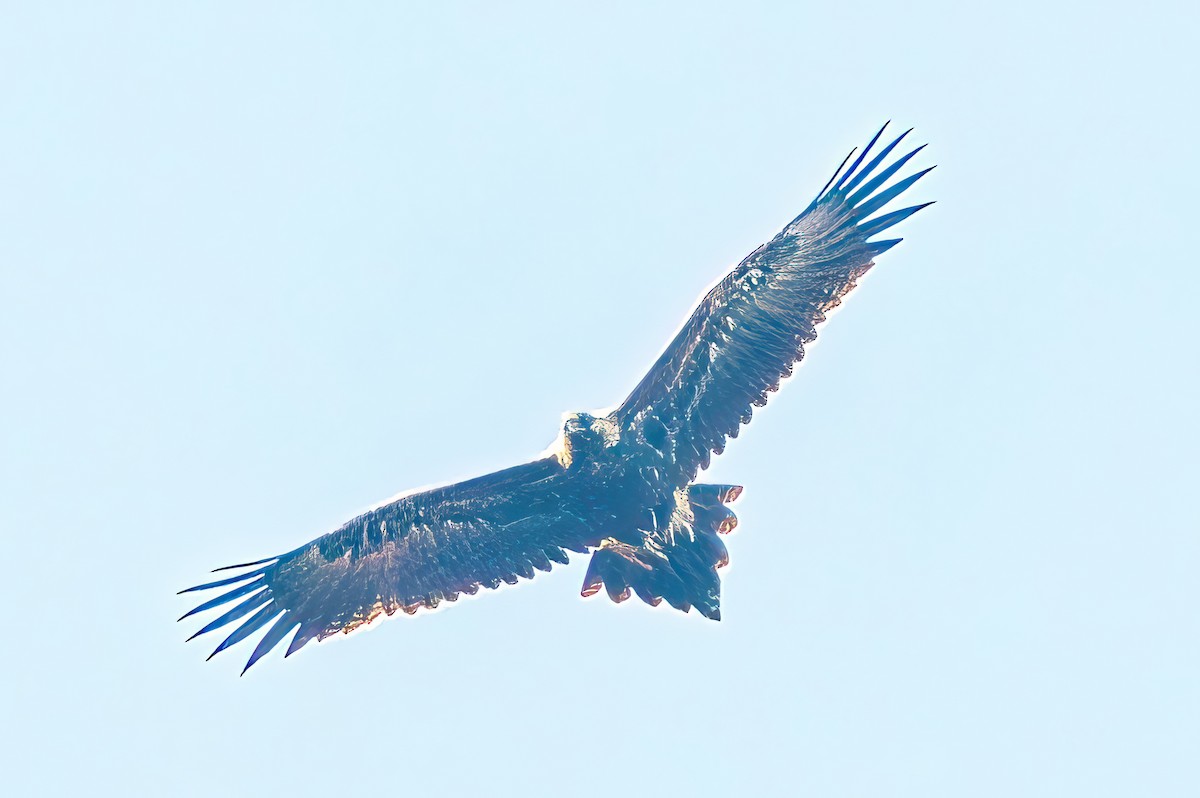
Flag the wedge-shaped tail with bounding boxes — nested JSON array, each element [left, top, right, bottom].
[[581, 484, 743, 620]]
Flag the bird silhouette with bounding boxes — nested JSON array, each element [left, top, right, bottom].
[[179, 123, 935, 674]]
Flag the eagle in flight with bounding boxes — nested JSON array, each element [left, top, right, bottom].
[[180, 123, 934, 673]]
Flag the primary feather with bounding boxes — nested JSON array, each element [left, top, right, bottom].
[[180, 123, 934, 673]]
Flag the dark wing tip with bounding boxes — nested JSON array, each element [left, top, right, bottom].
[[810, 146, 859, 210], [867, 238, 903, 255], [180, 555, 300, 672], [177, 578, 267, 621], [810, 127, 936, 246], [205, 604, 282, 662], [832, 121, 890, 193], [212, 557, 277, 573], [184, 589, 273, 640], [859, 201, 935, 239], [853, 165, 936, 218], [839, 128, 914, 197], [177, 567, 268, 596], [845, 143, 929, 208], [241, 613, 300, 675]]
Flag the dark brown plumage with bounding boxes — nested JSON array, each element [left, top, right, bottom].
[[179, 123, 934, 673]]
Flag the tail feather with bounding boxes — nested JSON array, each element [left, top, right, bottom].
[[580, 483, 743, 621]]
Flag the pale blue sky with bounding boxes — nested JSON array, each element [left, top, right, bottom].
[[3, 2, 1197, 796]]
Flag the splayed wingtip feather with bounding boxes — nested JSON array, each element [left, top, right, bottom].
[[177, 578, 266, 621], [211, 557, 276, 573], [846, 143, 928, 207], [859, 201, 935, 238], [853, 165, 936, 218], [833, 120, 889, 192], [840, 128, 913, 195]]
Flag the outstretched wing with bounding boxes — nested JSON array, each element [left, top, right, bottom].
[[615, 123, 934, 484], [179, 456, 599, 673]]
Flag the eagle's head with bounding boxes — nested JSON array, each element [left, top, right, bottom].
[[559, 412, 620, 470]]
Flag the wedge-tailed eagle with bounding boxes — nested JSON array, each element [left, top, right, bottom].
[[180, 123, 934, 673]]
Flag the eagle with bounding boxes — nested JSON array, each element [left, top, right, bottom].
[[179, 123, 934, 673]]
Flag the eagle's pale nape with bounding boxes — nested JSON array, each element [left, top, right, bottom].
[[179, 122, 935, 674]]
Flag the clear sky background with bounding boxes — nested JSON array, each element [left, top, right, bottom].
[[3, 2, 1197, 796]]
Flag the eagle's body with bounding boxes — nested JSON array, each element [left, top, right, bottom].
[[180, 124, 934, 673]]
